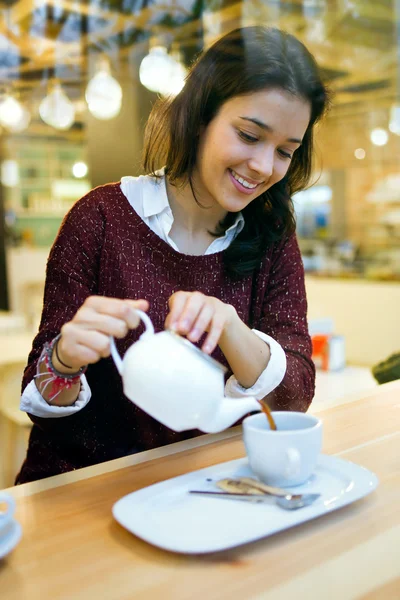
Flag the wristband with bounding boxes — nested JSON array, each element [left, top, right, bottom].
[[54, 334, 74, 369], [34, 336, 87, 402], [45, 335, 87, 379]]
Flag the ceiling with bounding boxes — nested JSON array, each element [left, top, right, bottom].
[[0, 0, 399, 136]]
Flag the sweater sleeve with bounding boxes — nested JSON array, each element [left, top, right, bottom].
[[254, 233, 315, 412], [20, 189, 105, 427]]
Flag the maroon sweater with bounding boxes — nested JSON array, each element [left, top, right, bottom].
[[16, 184, 315, 484]]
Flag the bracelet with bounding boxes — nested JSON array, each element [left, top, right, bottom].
[[34, 336, 87, 403], [46, 335, 87, 379], [54, 334, 73, 369]]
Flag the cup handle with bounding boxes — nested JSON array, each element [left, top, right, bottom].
[[0, 493, 16, 520], [284, 447, 301, 478], [109, 309, 154, 375]]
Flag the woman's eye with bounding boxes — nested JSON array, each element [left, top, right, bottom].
[[279, 149, 293, 159], [238, 130, 258, 143]]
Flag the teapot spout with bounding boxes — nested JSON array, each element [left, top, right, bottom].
[[200, 396, 261, 434]]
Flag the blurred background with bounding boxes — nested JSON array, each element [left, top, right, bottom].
[[0, 0, 399, 486]]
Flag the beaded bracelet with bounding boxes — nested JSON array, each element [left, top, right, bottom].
[[34, 335, 87, 403]]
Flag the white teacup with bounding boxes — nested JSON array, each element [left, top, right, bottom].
[[0, 492, 16, 538], [243, 412, 323, 487]]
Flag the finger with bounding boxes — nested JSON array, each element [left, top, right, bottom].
[[201, 316, 225, 354], [84, 296, 145, 326], [165, 292, 190, 330], [124, 299, 149, 328], [76, 298, 149, 332], [72, 309, 130, 338], [58, 329, 112, 367], [187, 304, 214, 342], [175, 292, 206, 334], [75, 330, 113, 360]]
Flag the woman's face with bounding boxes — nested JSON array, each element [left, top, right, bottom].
[[194, 88, 311, 213]]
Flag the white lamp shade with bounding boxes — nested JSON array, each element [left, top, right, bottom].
[[1, 159, 20, 187], [6, 105, 31, 132], [139, 46, 176, 94], [389, 105, 400, 135], [162, 60, 187, 96], [85, 71, 122, 120], [0, 95, 25, 129], [39, 84, 75, 130]]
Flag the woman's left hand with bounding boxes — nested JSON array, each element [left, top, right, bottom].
[[165, 291, 237, 354]]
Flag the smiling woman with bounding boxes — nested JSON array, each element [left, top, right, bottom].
[[16, 26, 331, 484], [144, 26, 330, 278]]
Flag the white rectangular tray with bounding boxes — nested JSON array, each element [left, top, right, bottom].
[[112, 454, 378, 554]]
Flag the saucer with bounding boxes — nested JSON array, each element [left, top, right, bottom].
[[113, 454, 378, 554], [0, 519, 22, 560]]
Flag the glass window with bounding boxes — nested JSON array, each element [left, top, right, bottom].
[[1, 0, 399, 281]]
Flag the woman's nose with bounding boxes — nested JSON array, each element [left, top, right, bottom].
[[248, 148, 274, 179]]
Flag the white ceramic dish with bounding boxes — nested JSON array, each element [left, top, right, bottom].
[[0, 519, 22, 560], [112, 454, 378, 554]]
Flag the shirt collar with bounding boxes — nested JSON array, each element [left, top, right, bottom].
[[142, 168, 170, 218], [142, 168, 245, 237], [226, 212, 245, 236]]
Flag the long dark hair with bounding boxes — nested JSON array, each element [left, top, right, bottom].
[[143, 26, 331, 278]]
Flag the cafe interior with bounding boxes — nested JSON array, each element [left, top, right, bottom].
[[0, 0, 399, 596]]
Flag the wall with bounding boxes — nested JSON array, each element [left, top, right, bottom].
[[306, 276, 400, 367], [6, 248, 48, 329]]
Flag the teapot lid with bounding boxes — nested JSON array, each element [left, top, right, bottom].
[[167, 330, 227, 373]]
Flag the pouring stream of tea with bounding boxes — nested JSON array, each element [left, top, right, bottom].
[[258, 399, 277, 430]]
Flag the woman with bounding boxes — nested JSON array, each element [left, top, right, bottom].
[[17, 26, 330, 483]]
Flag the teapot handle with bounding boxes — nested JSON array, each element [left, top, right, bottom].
[[109, 309, 155, 375]]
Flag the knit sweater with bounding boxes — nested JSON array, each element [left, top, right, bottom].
[[16, 183, 315, 484]]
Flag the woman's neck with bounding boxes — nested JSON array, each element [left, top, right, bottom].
[[165, 175, 227, 235]]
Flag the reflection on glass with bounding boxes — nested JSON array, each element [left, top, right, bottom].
[[0, 0, 398, 282]]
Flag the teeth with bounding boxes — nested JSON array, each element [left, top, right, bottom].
[[231, 170, 258, 189]]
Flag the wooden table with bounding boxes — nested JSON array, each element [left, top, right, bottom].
[[1, 381, 400, 599]]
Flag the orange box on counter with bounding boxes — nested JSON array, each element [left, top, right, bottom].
[[311, 334, 346, 371]]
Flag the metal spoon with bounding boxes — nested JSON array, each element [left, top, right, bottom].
[[189, 476, 320, 510], [188, 490, 320, 510]]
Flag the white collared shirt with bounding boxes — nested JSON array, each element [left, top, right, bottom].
[[120, 171, 246, 254], [21, 173, 286, 419]]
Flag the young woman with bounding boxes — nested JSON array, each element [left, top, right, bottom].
[[17, 26, 330, 483]]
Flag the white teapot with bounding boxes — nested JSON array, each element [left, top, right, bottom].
[[110, 310, 260, 433]]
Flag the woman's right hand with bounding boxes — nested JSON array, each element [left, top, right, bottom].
[[55, 296, 149, 371]]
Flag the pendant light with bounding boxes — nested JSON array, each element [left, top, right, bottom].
[[139, 45, 176, 94], [39, 82, 75, 130], [389, 104, 400, 135], [85, 57, 122, 120], [0, 93, 25, 129], [0, 6, 30, 131], [162, 47, 187, 96]]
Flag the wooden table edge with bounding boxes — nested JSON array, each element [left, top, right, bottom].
[[3, 379, 399, 498], [3, 426, 243, 497]]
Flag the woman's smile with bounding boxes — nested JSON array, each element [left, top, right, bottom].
[[228, 168, 263, 194]]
